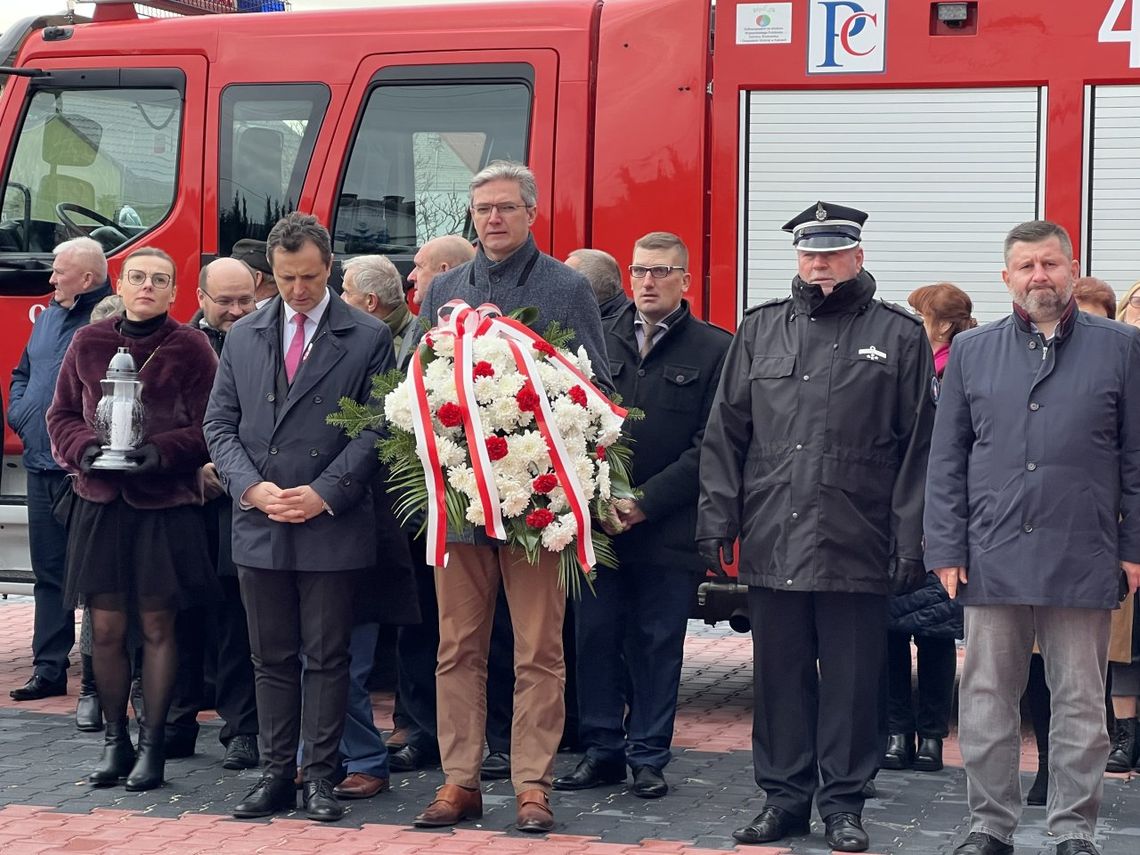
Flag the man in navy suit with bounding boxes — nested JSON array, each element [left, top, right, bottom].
[[204, 213, 392, 823]]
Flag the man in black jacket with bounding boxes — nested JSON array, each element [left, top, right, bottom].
[[555, 232, 729, 799], [697, 203, 935, 852]]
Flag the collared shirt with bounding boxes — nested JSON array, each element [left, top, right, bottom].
[[634, 303, 685, 354], [281, 288, 331, 356]]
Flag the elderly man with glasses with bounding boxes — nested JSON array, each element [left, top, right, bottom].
[[413, 160, 610, 835]]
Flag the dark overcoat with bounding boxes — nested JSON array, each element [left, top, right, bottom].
[[924, 307, 1140, 609], [203, 292, 392, 573], [696, 270, 935, 594], [605, 300, 731, 572]]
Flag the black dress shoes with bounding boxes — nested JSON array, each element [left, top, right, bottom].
[[222, 735, 260, 770], [480, 750, 511, 781], [882, 733, 915, 770], [304, 779, 345, 822], [824, 812, 870, 852], [914, 736, 944, 772], [952, 831, 1015, 855], [732, 805, 811, 844], [75, 692, 103, 732], [631, 765, 668, 799], [389, 744, 439, 772], [233, 774, 297, 818], [552, 756, 628, 791], [10, 674, 67, 701]]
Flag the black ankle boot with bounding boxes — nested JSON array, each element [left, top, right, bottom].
[[125, 726, 165, 791], [89, 719, 136, 787], [75, 655, 103, 733], [1106, 717, 1137, 772]]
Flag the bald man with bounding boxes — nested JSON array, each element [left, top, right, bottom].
[[407, 235, 475, 309], [165, 257, 261, 769]]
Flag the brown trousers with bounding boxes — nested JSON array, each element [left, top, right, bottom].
[[434, 543, 566, 793]]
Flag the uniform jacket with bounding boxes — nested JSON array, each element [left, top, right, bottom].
[[46, 314, 217, 509], [924, 306, 1140, 609], [605, 300, 731, 573], [203, 292, 393, 572], [9, 281, 113, 471], [696, 270, 935, 594]]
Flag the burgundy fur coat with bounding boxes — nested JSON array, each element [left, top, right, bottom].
[[47, 315, 218, 509]]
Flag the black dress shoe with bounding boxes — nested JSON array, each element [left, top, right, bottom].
[[480, 750, 511, 781], [952, 831, 1015, 855], [233, 774, 297, 818], [823, 812, 870, 852], [1056, 840, 1100, 855], [9, 674, 67, 701], [882, 733, 915, 770], [222, 735, 259, 770], [75, 692, 103, 732], [389, 743, 439, 772], [552, 756, 627, 791], [914, 736, 944, 772], [304, 779, 345, 822], [631, 765, 668, 798], [731, 805, 810, 844]]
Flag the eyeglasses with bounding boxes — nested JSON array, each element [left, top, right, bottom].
[[199, 289, 256, 310], [470, 202, 532, 217], [629, 264, 686, 279], [124, 269, 173, 289], [1128, 294, 1140, 309]]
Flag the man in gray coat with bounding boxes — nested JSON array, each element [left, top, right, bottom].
[[925, 220, 1140, 855], [414, 160, 609, 835], [204, 213, 392, 823]]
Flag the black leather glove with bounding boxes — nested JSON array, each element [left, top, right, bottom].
[[890, 556, 927, 596], [124, 443, 161, 474], [79, 445, 103, 473], [697, 538, 734, 577]]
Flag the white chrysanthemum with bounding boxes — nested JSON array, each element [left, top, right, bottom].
[[551, 397, 590, 437], [434, 436, 467, 468], [596, 459, 611, 500], [500, 489, 531, 518], [447, 465, 477, 496], [574, 457, 596, 496], [595, 410, 624, 448], [541, 514, 576, 552], [507, 431, 550, 469], [430, 334, 455, 358], [383, 382, 415, 431], [465, 502, 485, 525], [547, 487, 568, 514], [486, 396, 525, 432], [573, 346, 594, 381], [472, 375, 500, 404], [534, 360, 571, 396]]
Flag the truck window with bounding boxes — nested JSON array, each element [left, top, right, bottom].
[[218, 84, 329, 256], [1, 85, 182, 264], [334, 77, 531, 255]]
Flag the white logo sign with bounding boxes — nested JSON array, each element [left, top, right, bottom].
[[858, 345, 887, 362], [736, 3, 793, 45], [807, 0, 887, 74], [1100, 0, 1140, 67]]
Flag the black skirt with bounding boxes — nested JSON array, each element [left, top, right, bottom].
[[65, 495, 219, 610]]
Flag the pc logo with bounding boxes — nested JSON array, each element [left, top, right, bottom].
[[808, 0, 887, 74]]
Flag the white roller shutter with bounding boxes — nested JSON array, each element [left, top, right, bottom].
[[1087, 86, 1140, 295], [741, 88, 1043, 321]]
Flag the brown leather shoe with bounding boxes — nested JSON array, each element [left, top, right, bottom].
[[413, 783, 482, 827], [516, 788, 555, 833], [333, 772, 390, 799], [387, 727, 410, 750]]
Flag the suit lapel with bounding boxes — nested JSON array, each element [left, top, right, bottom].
[[274, 297, 349, 427]]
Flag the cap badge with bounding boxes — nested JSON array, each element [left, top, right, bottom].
[[857, 345, 887, 362], [815, 203, 827, 222]]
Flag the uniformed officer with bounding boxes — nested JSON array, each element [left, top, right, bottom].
[[696, 203, 935, 852]]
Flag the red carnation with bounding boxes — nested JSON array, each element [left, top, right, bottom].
[[486, 435, 508, 461], [534, 340, 556, 357], [532, 474, 558, 494], [568, 385, 588, 407], [596, 444, 608, 460], [437, 402, 463, 428], [516, 385, 540, 412], [526, 508, 555, 529], [424, 334, 435, 348], [473, 361, 495, 379]]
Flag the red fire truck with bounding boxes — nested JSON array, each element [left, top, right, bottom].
[[2, 0, 1139, 606]]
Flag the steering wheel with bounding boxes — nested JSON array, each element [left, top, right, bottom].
[[55, 202, 130, 247]]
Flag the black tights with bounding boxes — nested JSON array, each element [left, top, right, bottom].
[[89, 595, 177, 732]]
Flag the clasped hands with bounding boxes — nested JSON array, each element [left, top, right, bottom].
[[246, 481, 327, 523], [599, 498, 646, 535]]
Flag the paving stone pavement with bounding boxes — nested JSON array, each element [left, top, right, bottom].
[[1, 596, 1138, 854]]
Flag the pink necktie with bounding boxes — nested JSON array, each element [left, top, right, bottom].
[[284, 313, 307, 383]]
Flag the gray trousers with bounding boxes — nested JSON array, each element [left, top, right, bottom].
[[960, 605, 1111, 845]]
